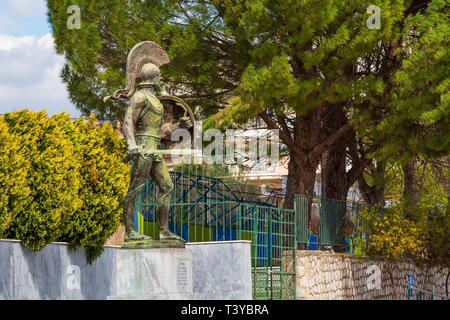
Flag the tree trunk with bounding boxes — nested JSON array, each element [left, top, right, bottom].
[[321, 105, 349, 201], [321, 141, 348, 201], [402, 159, 418, 220], [281, 112, 321, 249], [320, 107, 358, 252], [283, 153, 318, 209], [259, 105, 353, 248], [358, 161, 386, 207], [358, 172, 386, 207], [283, 111, 322, 210], [282, 152, 318, 249]]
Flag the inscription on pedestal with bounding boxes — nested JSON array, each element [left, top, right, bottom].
[[176, 258, 190, 292]]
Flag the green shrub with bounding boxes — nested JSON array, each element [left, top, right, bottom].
[[3, 111, 81, 251], [0, 117, 30, 237], [0, 110, 129, 262], [354, 204, 426, 261], [62, 115, 129, 261]]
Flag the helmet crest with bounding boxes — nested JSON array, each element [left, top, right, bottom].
[[104, 41, 170, 102]]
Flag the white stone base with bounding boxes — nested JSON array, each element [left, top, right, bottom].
[[0, 239, 252, 300], [187, 241, 252, 300], [109, 248, 192, 299]]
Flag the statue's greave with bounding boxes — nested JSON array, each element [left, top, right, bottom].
[[123, 180, 146, 235], [156, 183, 174, 231]]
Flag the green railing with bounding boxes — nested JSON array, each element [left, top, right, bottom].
[[295, 194, 366, 250], [134, 160, 267, 241], [239, 203, 296, 300], [408, 275, 449, 300], [134, 162, 297, 300], [408, 287, 449, 300]]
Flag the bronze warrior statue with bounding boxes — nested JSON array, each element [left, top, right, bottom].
[[104, 41, 193, 244]]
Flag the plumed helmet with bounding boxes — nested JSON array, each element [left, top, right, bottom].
[[103, 41, 169, 102], [137, 63, 161, 86]]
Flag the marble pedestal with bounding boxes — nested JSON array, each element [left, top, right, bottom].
[[187, 241, 252, 300], [108, 248, 192, 300], [0, 239, 251, 300]]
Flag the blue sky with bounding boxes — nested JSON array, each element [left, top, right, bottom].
[[0, 0, 80, 117]]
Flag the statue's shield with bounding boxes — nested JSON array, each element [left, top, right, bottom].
[[158, 95, 196, 158]]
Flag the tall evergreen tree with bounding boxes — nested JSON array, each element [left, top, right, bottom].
[[371, 0, 449, 162], [47, 0, 447, 209], [353, 0, 449, 205]]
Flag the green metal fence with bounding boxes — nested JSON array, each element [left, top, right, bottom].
[[407, 274, 449, 300], [238, 203, 296, 300], [134, 162, 297, 300], [408, 287, 449, 300], [295, 194, 366, 250], [135, 162, 262, 241]]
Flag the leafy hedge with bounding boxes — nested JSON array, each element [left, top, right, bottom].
[[0, 117, 30, 236], [354, 204, 426, 261], [0, 110, 129, 262]]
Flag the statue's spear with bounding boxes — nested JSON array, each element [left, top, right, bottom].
[[122, 148, 201, 163]]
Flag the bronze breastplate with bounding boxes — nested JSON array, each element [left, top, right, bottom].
[[135, 93, 163, 138]]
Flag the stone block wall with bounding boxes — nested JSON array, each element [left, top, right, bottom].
[[293, 250, 448, 300]]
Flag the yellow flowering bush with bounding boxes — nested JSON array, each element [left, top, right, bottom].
[[354, 204, 426, 260], [0, 117, 30, 236], [0, 110, 129, 262], [2, 111, 81, 251], [64, 115, 129, 261]]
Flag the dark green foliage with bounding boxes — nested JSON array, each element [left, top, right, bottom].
[[47, 1, 448, 213], [47, 0, 448, 159], [424, 206, 450, 268], [48, 0, 402, 122], [368, 0, 449, 162]]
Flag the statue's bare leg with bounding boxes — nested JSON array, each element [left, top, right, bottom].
[[123, 155, 154, 241], [151, 159, 183, 241]]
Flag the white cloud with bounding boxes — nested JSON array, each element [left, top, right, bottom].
[[0, 15, 21, 34], [0, 33, 80, 117], [4, 0, 46, 18], [0, 34, 35, 50]]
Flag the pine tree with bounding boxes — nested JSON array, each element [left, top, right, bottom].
[[371, 0, 449, 162], [47, 0, 447, 209], [353, 0, 449, 205]]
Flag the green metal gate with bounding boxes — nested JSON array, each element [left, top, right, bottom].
[[295, 194, 366, 249], [136, 197, 298, 300], [238, 203, 297, 300], [133, 162, 297, 300]]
